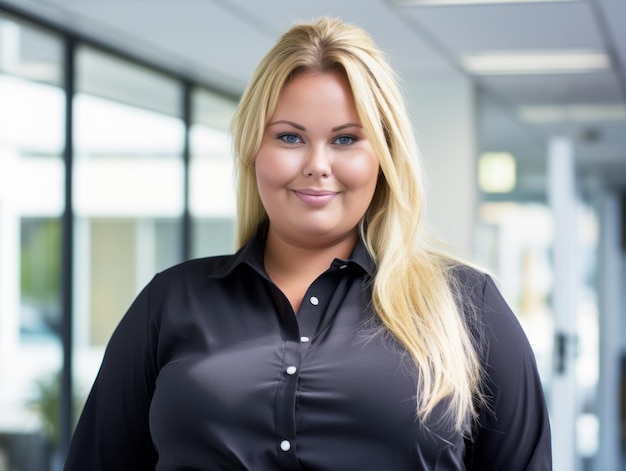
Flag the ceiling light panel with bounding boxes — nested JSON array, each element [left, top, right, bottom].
[[519, 104, 626, 122], [462, 50, 610, 74]]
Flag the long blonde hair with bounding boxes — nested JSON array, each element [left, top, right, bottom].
[[231, 17, 482, 431]]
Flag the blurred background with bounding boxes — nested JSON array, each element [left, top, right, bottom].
[[0, 0, 624, 469]]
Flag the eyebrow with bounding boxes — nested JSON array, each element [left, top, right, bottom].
[[267, 120, 363, 132], [332, 123, 363, 132]]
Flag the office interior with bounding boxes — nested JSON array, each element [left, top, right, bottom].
[[0, 0, 625, 470]]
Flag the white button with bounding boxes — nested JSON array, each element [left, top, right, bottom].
[[280, 440, 291, 451], [339, 264, 348, 269], [300, 336, 310, 343], [309, 296, 319, 306], [286, 366, 297, 375]]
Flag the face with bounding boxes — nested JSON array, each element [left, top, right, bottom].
[[255, 71, 380, 248]]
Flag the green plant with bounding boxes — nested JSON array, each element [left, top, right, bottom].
[[25, 372, 83, 447]]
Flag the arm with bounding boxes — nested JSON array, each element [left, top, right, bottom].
[[464, 275, 552, 470], [64, 281, 159, 470]]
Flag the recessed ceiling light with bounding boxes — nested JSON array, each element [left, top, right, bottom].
[[478, 152, 516, 193], [395, 0, 577, 5], [519, 104, 626, 123], [461, 50, 610, 74]]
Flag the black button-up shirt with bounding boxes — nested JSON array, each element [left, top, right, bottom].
[[65, 228, 551, 470]]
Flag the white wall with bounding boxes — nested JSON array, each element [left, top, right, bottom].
[[404, 77, 478, 259]]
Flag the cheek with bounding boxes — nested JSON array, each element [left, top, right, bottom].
[[254, 149, 296, 197], [255, 150, 280, 190], [341, 157, 380, 194]]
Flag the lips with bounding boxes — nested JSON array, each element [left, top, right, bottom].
[[293, 189, 339, 207]]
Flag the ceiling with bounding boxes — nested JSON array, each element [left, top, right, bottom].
[[2, 0, 625, 196]]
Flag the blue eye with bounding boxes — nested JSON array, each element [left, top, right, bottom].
[[278, 133, 302, 144], [334, 135, 356, 145]]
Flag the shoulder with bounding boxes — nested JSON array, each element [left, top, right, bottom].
[[447, 263, 515, 314], [159, 254, 234, 278], [447, 263, 529, 358], [449, 263, 540, 379], [449, 264, 489, 292], [147, 253, 239, 295], [447, 263, 494, 312]]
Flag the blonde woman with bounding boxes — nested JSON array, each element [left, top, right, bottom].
[[65, 17, 551, 471]]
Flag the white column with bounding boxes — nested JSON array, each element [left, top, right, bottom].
[[593, 190, 622, 471], [135, 219, 156, 290], [404, 77, 477, 259], [0, 148, 20, 366], [0, 148, 22, 429], [548, 136, 579, 471]]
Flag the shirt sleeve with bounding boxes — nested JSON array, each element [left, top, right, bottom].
[[64, 280, 159, 470], [464, 274, 552, 471]]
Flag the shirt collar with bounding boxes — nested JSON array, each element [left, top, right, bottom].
[[208, 224, 375, 280]]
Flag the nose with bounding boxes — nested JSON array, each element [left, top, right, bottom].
[[302, 143, 331, 178]]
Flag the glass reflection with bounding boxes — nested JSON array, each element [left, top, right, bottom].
[[190, 88, 237, 258], [72, 47, 185, 410], [0, 14, 64, 470]]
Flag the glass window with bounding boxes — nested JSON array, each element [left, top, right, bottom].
[[0, 13, 64, 469], [72, 46, 185, 409], [0, 14, 62, 86], [190, 87, 237, 258], [1, 13, 241, 468]]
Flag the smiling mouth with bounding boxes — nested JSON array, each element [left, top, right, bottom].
[[293, 189, 338, 206]]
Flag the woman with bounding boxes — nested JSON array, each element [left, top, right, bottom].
[[65, 17, 551, 470]]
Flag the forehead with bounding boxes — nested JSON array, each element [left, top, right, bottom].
[[272, 71, 358, 117]]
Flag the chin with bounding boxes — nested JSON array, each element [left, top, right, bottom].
[[299, 226, 356, 243]]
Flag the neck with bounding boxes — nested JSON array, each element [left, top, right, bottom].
[[265, 227, 357, 274], [263, 227, 358, 311]]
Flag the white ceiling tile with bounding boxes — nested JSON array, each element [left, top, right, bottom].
[[479, 72, 623, 105], [227, 0, 460, 77], [400, 1, 606, 52]]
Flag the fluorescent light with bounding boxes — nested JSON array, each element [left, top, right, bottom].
[[397, 0, 577, 4], [519, 104, 626, 123], [478, 152, 516, 193], [462, 50, 610, 74]]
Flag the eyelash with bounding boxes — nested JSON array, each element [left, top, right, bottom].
[[276, 133, 358, 146], [334, 135, 357, 146], [277, 133, 302, 145]]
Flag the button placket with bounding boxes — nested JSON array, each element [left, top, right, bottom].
[[274, 329, 301, 465], [272, 259, 359, 465], [299, 295, 319, 349]]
